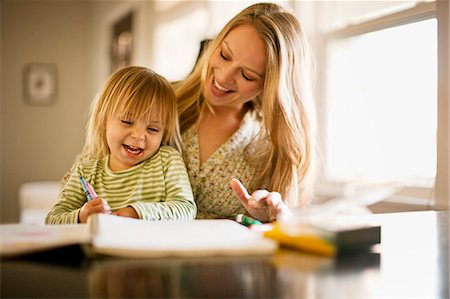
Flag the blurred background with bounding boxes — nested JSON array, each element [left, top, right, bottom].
[[1, 0, 449, 223]]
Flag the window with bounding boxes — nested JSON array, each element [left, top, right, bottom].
[[152, 5, 209, 81], [311, 1, 449, 208], [325, 18, 437, 186]]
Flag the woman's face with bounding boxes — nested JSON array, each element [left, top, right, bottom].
[[204, 24, 267, 110]]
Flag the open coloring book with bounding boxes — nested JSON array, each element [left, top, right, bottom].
[[0, 213, 277, 258]]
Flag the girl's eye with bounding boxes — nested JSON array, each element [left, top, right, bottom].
[[147, 127, 159, 133], [121, 120, 133, 125]]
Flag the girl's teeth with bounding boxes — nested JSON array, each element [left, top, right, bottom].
[[124, 145, 142, 154]]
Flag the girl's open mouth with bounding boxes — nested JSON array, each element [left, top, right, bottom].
[[123, 144, 143, 155]]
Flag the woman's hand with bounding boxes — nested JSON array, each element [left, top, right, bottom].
[[78, 197, 111, 223], [112, 207, 139, 219], [230, 178, 289, 222]]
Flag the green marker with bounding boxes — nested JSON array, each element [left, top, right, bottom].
[[236, 214, 263, 226]]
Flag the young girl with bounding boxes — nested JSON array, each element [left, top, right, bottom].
[[46, 66, 196, 224]]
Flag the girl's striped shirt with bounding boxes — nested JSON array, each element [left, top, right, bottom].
[[46, 146, 196, 224]]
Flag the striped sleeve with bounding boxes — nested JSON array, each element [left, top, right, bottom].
[[45, 162, 90, 224]]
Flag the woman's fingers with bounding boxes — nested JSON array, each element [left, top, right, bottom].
[[231, 179, 285, 222], [266, 192, 282, 208], [231, 179, 268, 210], [230, 178, 251, 205], [265, 192, 283, 220], [267, 192, 292, 220], [248, 190, 269, 208]]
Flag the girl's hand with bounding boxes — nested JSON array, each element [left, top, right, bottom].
[[230, 178, 289, 222], [78, 197, 112, 223], [112, 207, 139, 219]]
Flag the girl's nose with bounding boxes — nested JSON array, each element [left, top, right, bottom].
[[131, 127, 146, 140]]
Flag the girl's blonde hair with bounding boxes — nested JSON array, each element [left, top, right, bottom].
[[176, 3, 317, 207], [85, 66, 182, 160]]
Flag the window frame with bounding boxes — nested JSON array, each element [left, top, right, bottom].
[[313, 1, 449, 210]]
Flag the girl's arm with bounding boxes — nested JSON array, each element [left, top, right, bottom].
[[46, 161, 111, 224], [45, 163, 88, 224]]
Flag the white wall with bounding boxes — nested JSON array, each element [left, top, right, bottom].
[[1, 1, 94, 223], [0, 0, 161, 223], [0, 0, 205, 223]]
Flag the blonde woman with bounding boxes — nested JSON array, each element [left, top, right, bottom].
[[177, 2, 316, 222], [47, 66, 196, 224]]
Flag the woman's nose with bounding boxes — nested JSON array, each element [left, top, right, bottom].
[[220, 66, 236, 85]]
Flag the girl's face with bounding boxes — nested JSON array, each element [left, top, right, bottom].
[[204, 24, 267, 110], [106, 109, 164, 172]]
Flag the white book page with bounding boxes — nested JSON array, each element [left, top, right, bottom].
[[90, 214, 277, 258]]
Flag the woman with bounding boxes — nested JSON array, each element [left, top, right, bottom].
[[176, 2, 316, 222]]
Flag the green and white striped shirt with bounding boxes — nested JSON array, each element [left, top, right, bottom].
[[46, 146, 196, 224]]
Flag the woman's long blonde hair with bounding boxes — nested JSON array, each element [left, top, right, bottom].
[[176, 3, 316, 207], [85, 66, 182, 160]]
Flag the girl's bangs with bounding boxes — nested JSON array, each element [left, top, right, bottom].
[[119, 89, 166, 125]]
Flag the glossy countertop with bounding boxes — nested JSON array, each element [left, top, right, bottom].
[[1, 211, 448, 298]]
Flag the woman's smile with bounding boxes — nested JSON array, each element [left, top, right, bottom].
[[210, 77, 233, 97]]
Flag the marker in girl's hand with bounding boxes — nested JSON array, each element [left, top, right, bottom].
[[86, 182, 98, 199], [80, 176, 92, 201], [80, 176, 111, 214], [80, 176, 99, 200]]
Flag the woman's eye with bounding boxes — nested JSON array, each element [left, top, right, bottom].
[[220, 51, 230, 61], [242, 72, 253, 81]]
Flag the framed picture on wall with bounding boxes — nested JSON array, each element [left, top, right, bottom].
[[110, 12, 134, 73], [23, 63, 57, 106]]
